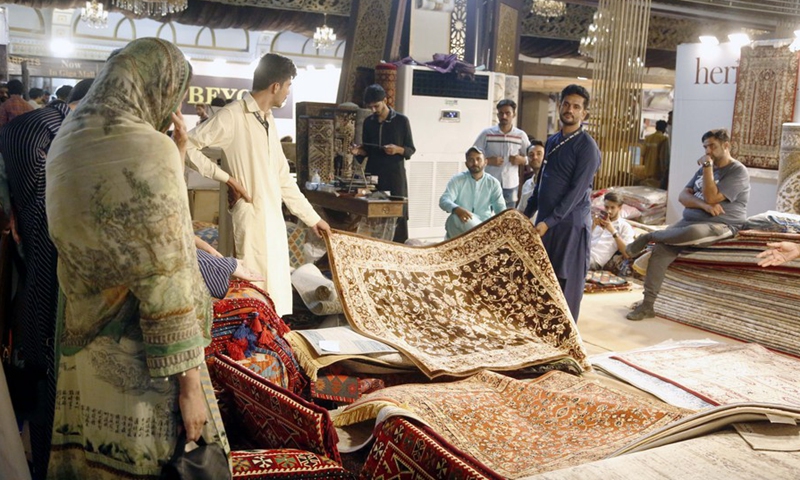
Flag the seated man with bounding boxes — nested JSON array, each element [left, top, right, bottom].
[[517, 140, 545, 214], [590, 191, 635, 270], [439, 146, 505, 239], [626, 128, 750, 320]]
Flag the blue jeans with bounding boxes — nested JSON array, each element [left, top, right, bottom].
[[502, 187, 517, 210]]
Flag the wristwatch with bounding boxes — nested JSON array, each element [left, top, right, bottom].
[[702, 160, 713, 168], [612, 232, 619, 238]]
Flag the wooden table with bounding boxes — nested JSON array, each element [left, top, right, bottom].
[[304, 190, 406, 218], [305, 190, 406, 242]]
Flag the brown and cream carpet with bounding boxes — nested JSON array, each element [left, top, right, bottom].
[[324, 209, 589, 378]]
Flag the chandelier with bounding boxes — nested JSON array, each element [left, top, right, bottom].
[[314, 14, 337, 51], [579, 12, 600, 58], [531, 0, 566, 18], [113, 0, 187, 16], [81, 0, 108, 28]]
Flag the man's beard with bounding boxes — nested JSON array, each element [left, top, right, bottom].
[[560, 113, 579, 126], [468, 166, 482, 174]]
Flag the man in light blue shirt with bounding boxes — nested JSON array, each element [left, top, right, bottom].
[[440, 146, 506, 239]]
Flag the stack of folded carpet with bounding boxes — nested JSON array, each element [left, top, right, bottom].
[[655, 230, 800, 356], [612, 186, 667, 225]]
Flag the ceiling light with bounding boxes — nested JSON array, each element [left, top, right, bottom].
[[314, 14, 337, 51], [728, 33, 751, 47], [50, 39, 74, 57], [699, 35, 719, 46], [81, 0, 108, 29], [113, 0, 187, 16], [531, 0, 566, 18]]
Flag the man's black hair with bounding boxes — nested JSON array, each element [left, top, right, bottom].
[[363, 84, 386, 105], [68, 78, 94, 104], [7, 79, 24, 96], [252, 53, 297, 92], [560, 84, 590, 108]]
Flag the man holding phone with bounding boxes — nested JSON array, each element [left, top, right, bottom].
[[351, 84, 416, 243], [626, 128, 749, 320], [590, 191, 635, 269]]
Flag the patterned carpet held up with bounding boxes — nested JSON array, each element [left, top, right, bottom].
[[324, 209, 589, 378], [333, 370, 689, 479]]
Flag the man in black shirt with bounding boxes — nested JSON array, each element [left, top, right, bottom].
[[351, 84, 416, 243]]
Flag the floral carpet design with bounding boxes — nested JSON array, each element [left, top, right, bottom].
[[325, 210, 589, 378]]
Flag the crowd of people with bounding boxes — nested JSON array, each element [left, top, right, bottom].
[[0, 36, 795, 480]]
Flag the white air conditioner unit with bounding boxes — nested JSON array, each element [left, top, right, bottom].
[[395, 65, 497, 240]]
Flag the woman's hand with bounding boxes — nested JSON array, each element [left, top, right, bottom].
[[178, 366, 207, 442], [170, 110, 188, 160], [231, 259, 265, 282]]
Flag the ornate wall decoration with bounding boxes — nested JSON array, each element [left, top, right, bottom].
[[494, 2, 518, 75], [334, 106, 358, 178], [521, 3, 595, 41], [210, 0, 352, 16], [521, 3, 768, 52], [449, 0, 467, 60], [340, 0, 395, 106], [308, 117, 336, 183]]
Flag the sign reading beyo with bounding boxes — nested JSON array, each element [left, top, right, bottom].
[[181, 75, 293, 119]]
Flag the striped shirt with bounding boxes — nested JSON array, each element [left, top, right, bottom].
[[0, 99, 70, 479], [473, 125, 530, 189]]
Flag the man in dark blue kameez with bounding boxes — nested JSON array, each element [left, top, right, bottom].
[[524, 84, 601, 322]]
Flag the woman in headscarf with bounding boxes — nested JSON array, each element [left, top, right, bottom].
[[44, 38, 229, 479]]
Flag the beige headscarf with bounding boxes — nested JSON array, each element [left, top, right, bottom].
[[46, 38, 210, 378]]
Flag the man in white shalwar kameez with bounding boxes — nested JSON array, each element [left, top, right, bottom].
[[185, 53, 330, 316]]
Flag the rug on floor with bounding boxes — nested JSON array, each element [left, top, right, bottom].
[[520, 428, 800, 480], [610, 341, 800, 407], [333, 370, 689, 479], [324, 209, 589, 378]]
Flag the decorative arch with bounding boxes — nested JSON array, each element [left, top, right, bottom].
[[194, 26, 216, 48], [113, 17, 136, 40], [156, 22, 177, 43]]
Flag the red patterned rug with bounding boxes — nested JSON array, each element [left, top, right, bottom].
[[209, 354, 341, 464], [335, 370, 689, 478], [731, 44, 800, 170], [231, 449, 353, 479], [361, 417, 503, 480], [324, 210, 589, 378]]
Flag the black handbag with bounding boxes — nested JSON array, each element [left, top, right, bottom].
[[160, 431, 231, 480]]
